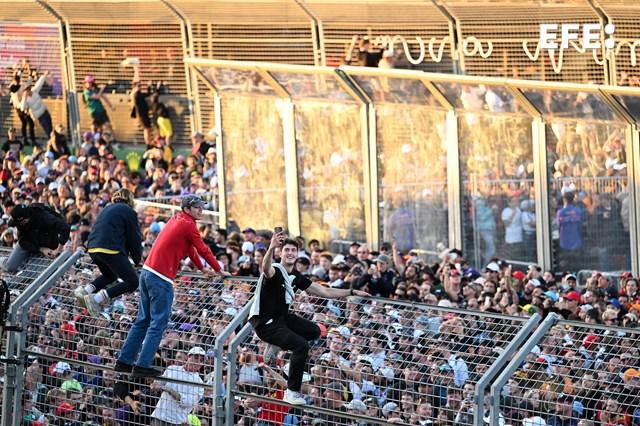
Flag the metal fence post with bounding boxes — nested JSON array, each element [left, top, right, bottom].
[[212, 297, 254, 426], [473, 313, 541, 426], [225, 322, 253, 426], [10, 251, 82, 426], [1, 251, 71, 426], [489, 313, 561, 426]]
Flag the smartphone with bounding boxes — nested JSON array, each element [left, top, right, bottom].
[[274, 227, 283, 233]]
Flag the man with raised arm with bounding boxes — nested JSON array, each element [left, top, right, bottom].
[[249, 230, 368, 405]]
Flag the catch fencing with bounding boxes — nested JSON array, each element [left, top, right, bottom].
[[3, 250, 640, 426], [490, 313, 640, 426], [1, 249, 257, 426]]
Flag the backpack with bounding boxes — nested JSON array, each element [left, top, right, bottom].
[[29, 203, 64, 222]]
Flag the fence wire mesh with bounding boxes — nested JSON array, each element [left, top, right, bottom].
[[227, 295, 529, 426], [16, 252, 256, 426], [495, 320, 640, 426]]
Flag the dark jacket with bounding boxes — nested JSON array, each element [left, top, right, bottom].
[[9, 204, 70, 253], [87, 202, 143, 264]]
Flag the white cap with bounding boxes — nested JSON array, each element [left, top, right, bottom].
[[523, 417, 547, 426], [54, 361, 71, 374], [241, 242, 254, 253], [188, 346, 206, 356]]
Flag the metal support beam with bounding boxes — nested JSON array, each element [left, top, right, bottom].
[[446, 110, 462, 250], [628, 126, 640, 276], [490, 313, 561, 426], [283, 99, 301, 236], [532, 117, 552, 271], [225, 323, 254, 425], [214, 93, 227, 228], [473, 313, 542, 426]]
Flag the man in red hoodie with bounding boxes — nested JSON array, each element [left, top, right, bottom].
[[115, 195, 227, 378]]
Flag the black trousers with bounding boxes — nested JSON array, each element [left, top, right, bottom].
[[17, 109, 35, 145], [254, 313, 320, 392], [89, 252, 139, 299]]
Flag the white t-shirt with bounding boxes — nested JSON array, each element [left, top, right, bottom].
[[501, 207, 523, 244], [151, 365, 205, 425]]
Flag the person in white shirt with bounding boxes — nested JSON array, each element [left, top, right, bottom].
[[501, 196, 524, 260], [151, 346, 206, 426], [20, 71, 53, 140]]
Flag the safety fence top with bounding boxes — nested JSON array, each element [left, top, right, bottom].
[[187, 57, 640, 126], [0, 248, 56, 296], [225, 293, 533, 426], [13, 251, 257, 426], [493, 316, 640, 426]]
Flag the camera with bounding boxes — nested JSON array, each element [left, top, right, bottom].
[[274, 227, 283, 233]]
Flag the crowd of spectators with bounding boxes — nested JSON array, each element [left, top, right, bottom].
[[0, 59, 637, 426], [10, 216, 640, 425]]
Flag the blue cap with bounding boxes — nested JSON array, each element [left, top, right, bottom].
[[149, 222, 161, 234], [68, 155, 78, 163], [544, 291, 559, 302], [608, 298, 622, 309]]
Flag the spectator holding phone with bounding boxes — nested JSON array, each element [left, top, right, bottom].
[[249, 230, 369, 405]]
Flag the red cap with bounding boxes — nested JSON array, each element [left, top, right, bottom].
[[565, 291, 581, 302], [583, 334, 599, 349], [56, 401, 74, 416], [512, 271, 526, 281]]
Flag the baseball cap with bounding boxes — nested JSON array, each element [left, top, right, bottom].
[[512, 270, 526, 281], [564, 291, 581, 302], [181, 195, 205, 209], [565, 274, 577, 281], [241, 241, 254, 253], [376, 254, 390, 263], [192, 131, 204, 138], [382, 402, 399, 417], [188, 346, 206, 356], [53, 361, 71, 374], [523, 417, 547, 426], [83, 75, 95, 84], [485, 262, 500, 272], [242, 227, 256, 234]]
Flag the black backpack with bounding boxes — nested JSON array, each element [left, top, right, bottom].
[[29, 203, 64, 222]]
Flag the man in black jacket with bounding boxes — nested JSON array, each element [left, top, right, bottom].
[[76, 188, 143, 317], [2, 203, 70, 272]]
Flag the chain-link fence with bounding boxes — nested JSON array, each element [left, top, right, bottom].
[[2, 248, 257, 426], [224, 295, 537, 426], [491, 313, 640, 426]]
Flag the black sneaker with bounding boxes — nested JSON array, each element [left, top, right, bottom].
[[131, 366, 163, 378], [113, 361, 134, 373]]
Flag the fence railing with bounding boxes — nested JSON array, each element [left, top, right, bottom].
[[134, 198, 220, 226]]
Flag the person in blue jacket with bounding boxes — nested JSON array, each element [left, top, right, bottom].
[[75, 188, 143, 316]]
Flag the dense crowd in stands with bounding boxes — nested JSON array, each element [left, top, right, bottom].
[[0, 59, 638, 426]]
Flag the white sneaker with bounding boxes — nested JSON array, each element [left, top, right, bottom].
[[74, 287, 88, 307], [283, 389, 306, 406], [83, 294, 101, 317], [263, 343, 281, 365]]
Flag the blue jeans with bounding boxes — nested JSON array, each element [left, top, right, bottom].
[[118, 269, 173, 368]]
